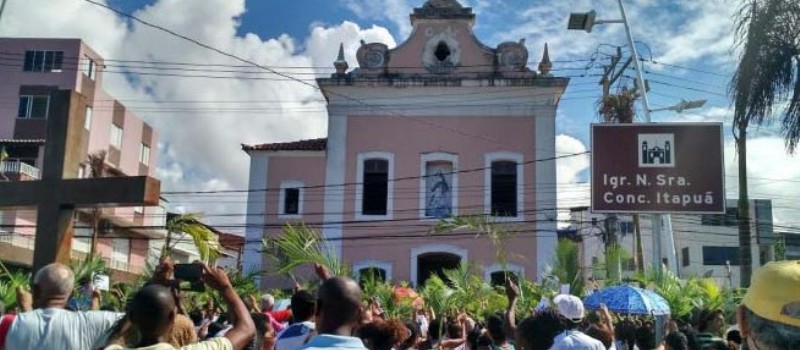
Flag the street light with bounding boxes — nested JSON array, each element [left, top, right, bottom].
[[568, 10, 623, 32]]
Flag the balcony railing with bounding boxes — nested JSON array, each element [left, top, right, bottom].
[[2, 160, 40, 179]]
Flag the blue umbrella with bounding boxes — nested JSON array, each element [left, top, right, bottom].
[[583, 285, 671, 315]]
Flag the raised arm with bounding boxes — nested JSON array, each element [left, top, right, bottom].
[[504, 278, 520, 336], [203, 264, 255, 350]]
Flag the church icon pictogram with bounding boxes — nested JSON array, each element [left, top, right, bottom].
[[638, 134, 675, 168]]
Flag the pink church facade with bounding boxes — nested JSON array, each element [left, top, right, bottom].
[[0, 38, 162, 279], [243, 0, 569, 288]]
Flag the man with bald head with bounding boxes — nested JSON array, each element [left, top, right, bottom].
[[3, 263, 122, 350], [296, 277, 368, 350]]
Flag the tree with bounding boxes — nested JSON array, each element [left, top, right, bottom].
[[730, 0, 800, 287], [162, 213, 222, 263], [87, 151, 107, 258], [551, 239, 584, 296]]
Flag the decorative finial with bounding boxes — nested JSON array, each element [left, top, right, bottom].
[[538, 42, 552, 77], [334, 43, 348, 75]]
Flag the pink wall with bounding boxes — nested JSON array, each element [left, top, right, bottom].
[[259, 154, 327, 287], [129, 237, 148, 272], [342, 116, 539, 282], [265, 155, 327, 224], [387, 21, 493, 76], [0, 38, 82, 139]]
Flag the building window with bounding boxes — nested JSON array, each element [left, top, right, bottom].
[[279, 181, 304, 218], [619, 221, 634, 235], [702, 246, 741, 266], [139, 143, 150, 165], [17, 95, 49, 119], [111, 238, 130, 264], [356, 152, 394, 219], [85, 55, 97, 80], [491, 161, 518, 217], [110, 124, 123, 148], [363, 159, 388, 215], [23, 50, 63, 72], [284, 189, 299, 214], [682, 247, 690, 267], [358, 268, 387, 285], [485, 152, 523, 219], [84, 106, 93, 130], [701, 207, 738, 226]]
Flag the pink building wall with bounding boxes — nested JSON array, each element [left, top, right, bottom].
[[0, 38, 159, 275], [340, 117, 538, 283], [0, 38, 81, 139]]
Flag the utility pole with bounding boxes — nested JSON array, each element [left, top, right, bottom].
[[598, 47, 644, 274], [0, 0, 7, 26]]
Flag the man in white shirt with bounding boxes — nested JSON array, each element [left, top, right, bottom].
[[275, 290, 316, 350], [550, 294, 605, 350], [4, 263, 122, 350]]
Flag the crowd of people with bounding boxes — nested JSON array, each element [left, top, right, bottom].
[[0, 259, 798, 350]]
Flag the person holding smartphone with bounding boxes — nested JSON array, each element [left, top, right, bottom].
[[104, 261, 255, 350]]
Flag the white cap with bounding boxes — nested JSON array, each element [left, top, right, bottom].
[[554, 294, 585, 322]]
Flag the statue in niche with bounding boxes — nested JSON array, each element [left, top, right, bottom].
[[427, 169, 452, 217]]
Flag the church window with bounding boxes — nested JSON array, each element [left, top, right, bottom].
[[279, 181, 304, 218], [362, 159, 389, 215], [491, 160, 517, 217], [434, 41, 451, 62], [284, 188, 299, 215]]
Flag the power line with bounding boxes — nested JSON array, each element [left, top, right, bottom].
[[77, 0, 568, 149], [162, 151, 590, 195]]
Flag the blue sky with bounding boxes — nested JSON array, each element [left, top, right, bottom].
[[3, 0, 798, 228]]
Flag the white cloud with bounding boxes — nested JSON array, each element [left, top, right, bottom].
[[341, 0, 413, 38], [724, 137, 800, 226], [1, 0, 396, 231], [556, 134, 591, 225]]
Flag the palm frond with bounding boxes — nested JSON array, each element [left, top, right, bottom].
[[165, 213, 223, 263], [264, 222, 349, 277]]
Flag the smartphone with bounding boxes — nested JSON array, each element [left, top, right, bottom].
[[177, 280, 206, 292], [174, 263, 203, 282]]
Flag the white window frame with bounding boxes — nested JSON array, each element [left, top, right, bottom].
[[278, 180, 304, 219], [355, 151, 394, 221], [419, 152, 459, 220], [483, 263, 525, 284], [85, 55, 97, 80], [18, 95, 50, 119], [484, 152, 525, 221], [24, 50, 63, 72], [84, 106, 93, 130], [353, 260, 394, 282], [110, 124, 123, 148], [139, 143, 150, 165], [111, 238, 130, 264]]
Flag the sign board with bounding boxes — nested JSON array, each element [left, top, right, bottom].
[[591, 123, 725, 214]]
